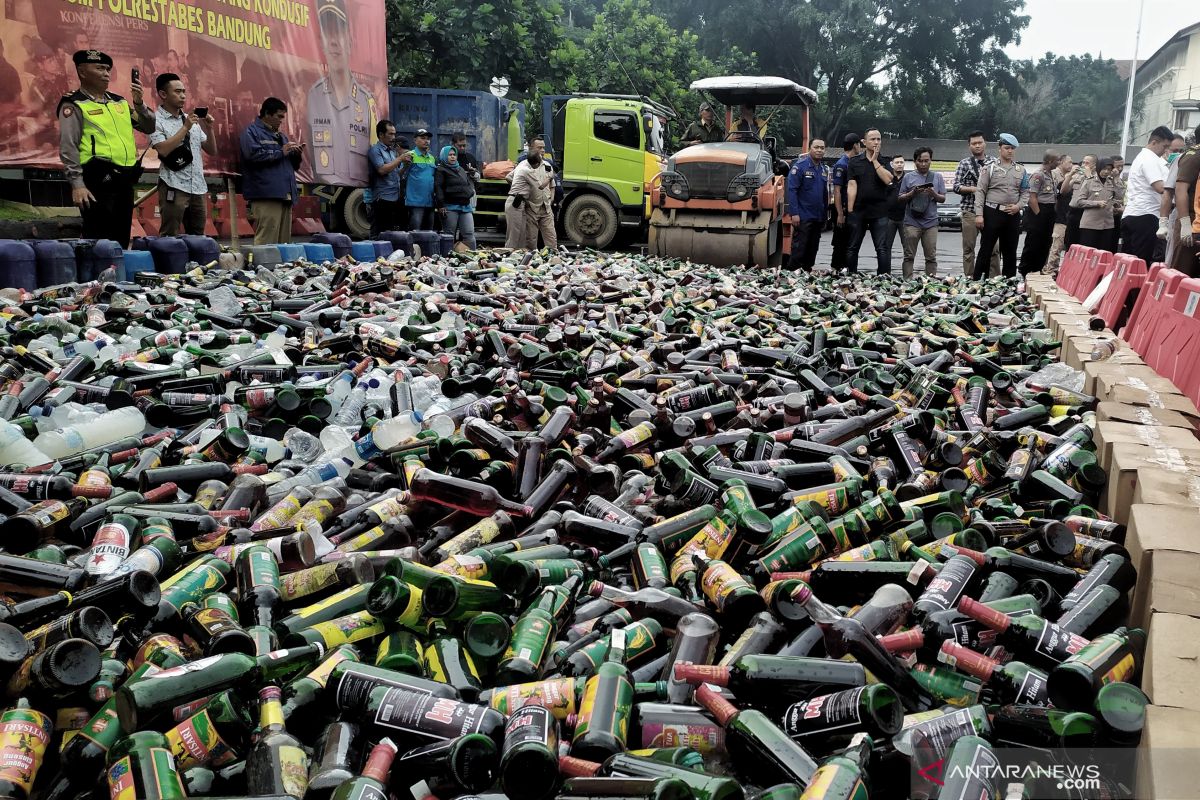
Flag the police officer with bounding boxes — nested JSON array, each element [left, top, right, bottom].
[[1018, 150, 1058, 274], [308, 0, 379, 186], [58, 49, 155, 248], [973, 133, 1028, 279], [785, 138, 830, 271]]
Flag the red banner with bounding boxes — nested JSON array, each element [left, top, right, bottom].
[[0, 0, 388, 185]]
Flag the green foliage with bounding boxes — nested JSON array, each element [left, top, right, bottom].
[[382, 0, 1126, 147]]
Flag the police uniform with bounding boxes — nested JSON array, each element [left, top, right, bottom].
[[1018, 164, 1057, 274], [58, 50, 155, 248], [786, 154, 830, 271], [308, 0, 378, 186], [973, 133, 1028, 279]]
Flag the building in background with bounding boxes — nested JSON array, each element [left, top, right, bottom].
[[1128, 21, 1200, 143]]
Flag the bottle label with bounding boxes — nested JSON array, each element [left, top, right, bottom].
[[281, 562, 340, 601], [488, 677, 577, 719], [782, 686, 865, 738], [373, 688, 488, 741], [700, 560, 752, 611], [1015, 670, 1050, 706], [251, 494, 303, 531], [433, 554, 488, 581], [334, 669, 432, 712], [440, 517, 501, 558], [615, 423, 653, 448], [640, 721, 724, 753], [897, 708, 981, 759], [502, 703, 557, 756], [806, 764, 867, 800], [503, 615, 552, 667], [0, 707, 51, 795], [1102, 653, 1136, 686], [193, 607, 240, 638], [277, 744, 310, 799], [245, 548, 280, 589], [573, 672, 633, 746], [292, 499, 336, 532], [303, 648, 357, 690], [335, 525, 389, 553], [108, 755, 135, 800], [161, 562, 227, 607], [146, 654, 225, 680], [1033, 624, 1089, 664], [345, 787, 388, 800], [165, 709, 238, 769], [112, 544, 167, 578], [24, 499, 70, 531], [915, 557, 976, 613], [306, 612, 384, 648]]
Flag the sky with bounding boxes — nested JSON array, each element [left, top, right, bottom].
[[1005, 0, 1194, 62]]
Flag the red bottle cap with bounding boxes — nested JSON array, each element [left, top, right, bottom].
[[558, 755, 602, 777], [769, 571, 811, 582], [143, 482, 180, 503], [937, 641, 997, 682], [942, 544, 986, 566], [362, 738, 398, 782], [694, 684, 739, 727], [71, 484, 113, 499], [957, 596, 1012, 633], [672, 663, 732, 687], [878, 628, 924, 654]]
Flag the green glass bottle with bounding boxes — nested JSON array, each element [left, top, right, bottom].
[[422, 573, 515, 620], [796, 735, 872, 800], [693, 684, 818, 788], [163, 690, 253, 770], [235, 544, 282, 629], [499, 702, 560, 800], [391, 733, 498, 795], [245, 685, 309, 800], [1047, 626, 1146, 710], [938, 642, 1049, 706], [424, 619, 483, 701], [375, 630, 424, 674], [781, 684, 902, 748], [498, 575, 582, 685], [571, 626, 636, 762], [361, 683, 505, 749], [330, 737, 397, 800], [281, 644, 360, 721], [105, 731, 188, 800]]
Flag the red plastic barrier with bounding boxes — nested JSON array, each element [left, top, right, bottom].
[[1127, 268, 1186, 363], [1071, 249, 1113, 301], [1056, 245, 1092, 294], [1154, 278, 1200, 400], [1122, 263, 1163, 344], [211, 193, 255, 239], [1094, 254, 1147, 331], [292, 196, 326, 236]]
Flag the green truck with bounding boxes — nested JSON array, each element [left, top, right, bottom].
[[476, 93, 675, 248]]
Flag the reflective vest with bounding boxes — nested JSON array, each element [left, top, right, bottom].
[[68, 91, 138, 167]]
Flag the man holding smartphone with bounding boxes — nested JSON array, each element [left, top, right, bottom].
[[150, 73, 216, 236], [58, 50, 155, 247]]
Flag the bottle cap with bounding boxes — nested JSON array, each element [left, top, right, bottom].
[[937, 641, 996, 682], [694, 683, 738, 727]]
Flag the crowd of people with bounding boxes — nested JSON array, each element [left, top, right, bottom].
[[58, 45, 1199, 275], [781, 120, 1197, 278], [57, 47, 500, 252]]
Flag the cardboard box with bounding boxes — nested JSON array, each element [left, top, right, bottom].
[[1105, 443, 1200, 525], [1133, 466, 1200, 509], [1095, 421, 1200, 473], [1064, 334, 1123, 371], [1098, 401, 1197, 430], [1107, 383, 1200, 424], [1124, 504, 1200, 628], [1047, 312, 1092, 342], [1087, 363, 1183, 400], [1136, 705, 1200, 800], [1144, 613, 1200, 711]]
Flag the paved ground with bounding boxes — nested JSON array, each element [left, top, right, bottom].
[[613, 226, 1031, 276]]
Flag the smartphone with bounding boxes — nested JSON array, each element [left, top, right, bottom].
[[195, 107, 208, 119], [131, 67, 140, 85]]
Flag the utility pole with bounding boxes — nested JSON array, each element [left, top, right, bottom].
[[1120, 0, 1146, 157]]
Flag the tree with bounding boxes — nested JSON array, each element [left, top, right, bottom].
[[655, 0, 1028, 142], [989, 55, 1129, 143], [383, 0, 564, 93]]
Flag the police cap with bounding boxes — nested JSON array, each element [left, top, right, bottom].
[[73, 50, 113, 68], [998, 133, 1020, 148], [317, 0, 349, 25]]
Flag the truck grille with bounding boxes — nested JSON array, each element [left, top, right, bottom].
[[676, 162, 744, 199]]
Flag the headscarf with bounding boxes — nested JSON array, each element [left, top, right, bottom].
[[439, 145, 461, 169]]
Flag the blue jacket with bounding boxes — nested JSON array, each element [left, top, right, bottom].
[[239, 118, 300, 203], [787, 155, 831, 221], [832, 154, 851, 206]]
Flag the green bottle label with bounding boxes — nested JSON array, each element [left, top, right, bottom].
[[503, 614, 552, 666], [246, 548, 280, 589]]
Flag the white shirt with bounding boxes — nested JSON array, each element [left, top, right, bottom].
[[149, 107, 209, 196], [1121, 146, 1168, 219]]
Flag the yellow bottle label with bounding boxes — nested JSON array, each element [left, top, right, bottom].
[[278, 745, 309, 799]]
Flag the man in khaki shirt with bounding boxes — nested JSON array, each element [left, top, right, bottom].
[[973, 133, 1028, 279]]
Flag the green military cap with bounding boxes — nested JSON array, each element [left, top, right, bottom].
[[73, 50, 113, 68]]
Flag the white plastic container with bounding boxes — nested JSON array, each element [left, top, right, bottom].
[[33, 406, 147, 459]]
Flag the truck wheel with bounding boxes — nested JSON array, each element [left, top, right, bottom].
[[564, 194, 619, 249], [339, 189, 371, 239]]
